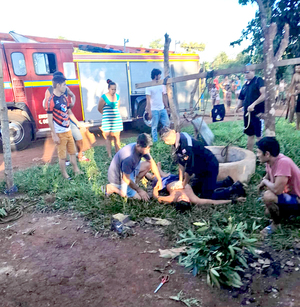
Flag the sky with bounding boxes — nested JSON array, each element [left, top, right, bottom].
[[0, 0, 258, 62]]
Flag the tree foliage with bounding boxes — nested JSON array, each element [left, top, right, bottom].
[[210, 51, 251, 70], [149, 38, 163, 49], [231, 0, 300, 63], [180, 42, 205, 53]]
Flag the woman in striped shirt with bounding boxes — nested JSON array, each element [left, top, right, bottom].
[[98, 79, 123, 158]]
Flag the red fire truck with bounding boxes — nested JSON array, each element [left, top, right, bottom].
[[1, 33, 200, 150]]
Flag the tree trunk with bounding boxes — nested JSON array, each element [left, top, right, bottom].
[[256, 0, 289, 137], [164, 33, 180, 131], [0, 58, 15, 192], [262, 22, 277, 136]]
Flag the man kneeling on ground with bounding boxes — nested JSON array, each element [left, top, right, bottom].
[[104, 133, 162, 200], [257, 137, 300, 236], [159, 127, 246, 201], [149, 162, 231, 212]]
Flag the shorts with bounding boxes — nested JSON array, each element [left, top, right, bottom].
[[111, 162, 141, 198], [57, 130, 77, 160], [244, 112, 264, 137], [70, 120, 83, 141], [277, 194, 300, 216], [235, 90, 241, 96], [295, 96, 300, 113]]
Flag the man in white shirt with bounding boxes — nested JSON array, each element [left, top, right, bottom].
[[145, 69, 170, 142]]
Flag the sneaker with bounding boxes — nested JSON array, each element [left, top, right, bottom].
[[229, 181, 246, 198], [78, 156, 90, 162], [221, 176, 234, 188]]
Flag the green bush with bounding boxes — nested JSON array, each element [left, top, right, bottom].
[[177, 217, 259, 288]]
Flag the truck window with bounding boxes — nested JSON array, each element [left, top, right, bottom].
[[33, 53, 57, 75], [11, 52, 27, 76]]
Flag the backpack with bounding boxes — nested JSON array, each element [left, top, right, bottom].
[[211, 104, 225, 122]]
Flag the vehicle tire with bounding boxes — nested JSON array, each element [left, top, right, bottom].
[[0, 112, 32, 152], [134, 99, 151, 133]]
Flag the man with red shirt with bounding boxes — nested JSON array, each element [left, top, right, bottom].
[[47, 75, 82, 179], [257, 137, 300, 235]]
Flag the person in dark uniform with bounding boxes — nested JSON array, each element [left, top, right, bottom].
[[235, 66, 265, 151], [159, 127, 245, 200]]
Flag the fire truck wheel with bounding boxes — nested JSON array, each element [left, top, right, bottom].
[[0, 112, 32, 152], [134, 99, 151, 133]]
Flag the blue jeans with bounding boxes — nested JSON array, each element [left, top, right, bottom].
[[151, 109, 170, 142]]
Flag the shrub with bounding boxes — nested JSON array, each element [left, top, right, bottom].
[[177, 217, 259, 288]]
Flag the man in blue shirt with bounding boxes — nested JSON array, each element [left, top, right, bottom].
[[105, 133, 162, 200]]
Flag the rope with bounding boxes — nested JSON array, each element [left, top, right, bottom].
[[0, 200, 39, 224]]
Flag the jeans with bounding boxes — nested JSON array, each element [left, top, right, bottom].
[[151, 109, 170, 142]]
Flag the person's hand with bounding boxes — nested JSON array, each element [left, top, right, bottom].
[[138, 189, 149, 201], [234, 107, 239, 114], [147, 110, 152, 120], [171, 180, 184, 190], [52, 134, 60, 145], [247, 104, 255, 112], [78, 123, 86, 132], [154, 179, 163, 191], [257, 180, 265, 192], [166, 107, 171, 115]]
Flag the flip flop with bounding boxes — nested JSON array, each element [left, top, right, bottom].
[[260, 225, 274, 238], [101, 185, 108, 197]]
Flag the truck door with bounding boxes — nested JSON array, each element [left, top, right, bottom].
[[77, 62, 130, 124]]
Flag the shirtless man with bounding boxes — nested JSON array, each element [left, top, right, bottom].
[[288, 65, 300, 123], [150, 163, 231, 212]]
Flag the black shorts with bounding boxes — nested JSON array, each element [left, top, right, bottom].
[[295, 96, 300, 113], [244, 112, 264, 137], [277, 194, 300, 217]]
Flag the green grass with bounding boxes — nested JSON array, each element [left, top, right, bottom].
[[2, 118, 300, 249]]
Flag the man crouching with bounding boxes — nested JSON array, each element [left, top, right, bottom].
[[257, 137, 300, 236], [104, 133, 162, 200]]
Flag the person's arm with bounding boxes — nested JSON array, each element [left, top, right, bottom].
[[122, 172, 149, 200], [68, 109, 86, 131], [67, 87, 76, 108], [98, 97, 105, 114], [149, 158, 163, 191], [182, 172, 191, 188], [43, 90, 51, 110], [235, 99, 243, 112], [163, 94, 169, 112], [178, 164, 185, 182], [146, 95, 152, 119], [247, 86, 266, 112], [261, 176, 288, 195], [47, 113, 60, 144]]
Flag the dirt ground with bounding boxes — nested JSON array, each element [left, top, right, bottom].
[[1, 211, 300, 307]]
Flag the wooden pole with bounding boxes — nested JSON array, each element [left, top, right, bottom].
[[136, 58, 300, 89], [164, 33, 180, 131], [0, 57, 16, 194]]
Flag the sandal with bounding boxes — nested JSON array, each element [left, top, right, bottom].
[[101, 185, 108, 197], [260, 225, 275, 238]]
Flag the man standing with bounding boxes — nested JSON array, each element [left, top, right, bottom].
[[43, 71, 90, 162], [46, 75, 82, 179], [105, 133, 162, 200], [257, 137, 300, 236], [145, 69, 170, 142], [235, 67, 265, 151]]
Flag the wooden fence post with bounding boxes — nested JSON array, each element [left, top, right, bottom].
[[0, 57, 17, 194], [164, 33, 180, 131]]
